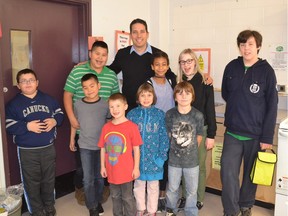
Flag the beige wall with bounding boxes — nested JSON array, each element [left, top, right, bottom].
[[92, 0, 287, 88], [169, 0, 287, 88]]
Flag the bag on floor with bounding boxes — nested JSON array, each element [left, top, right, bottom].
[[250, 149, 277, 186]]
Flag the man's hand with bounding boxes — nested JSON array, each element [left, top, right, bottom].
[[74, 61, 87, 67]]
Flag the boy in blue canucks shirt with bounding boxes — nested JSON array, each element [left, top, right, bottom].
[[5, 68, 63, 216]]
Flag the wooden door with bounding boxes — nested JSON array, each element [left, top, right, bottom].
[[0, 0, 91, 185]]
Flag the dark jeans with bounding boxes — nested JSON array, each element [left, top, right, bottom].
[[74, 134, 83, 189], [80, 148, 104, 210], [110, 182, 136, 216], [159, 160, 168, 192], [18, 144, 56, 214], [220, 133, 260, 215]]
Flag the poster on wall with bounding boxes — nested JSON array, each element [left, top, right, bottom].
[[269, 44, 287, 72], [192, 48, 211, 74], [88, 36, 104, 51], [115, 30, 131, 52]]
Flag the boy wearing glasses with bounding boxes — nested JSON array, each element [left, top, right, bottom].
[[5, 68, 64, 216]]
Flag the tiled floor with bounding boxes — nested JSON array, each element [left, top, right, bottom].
[[22, 192, 274, 216]]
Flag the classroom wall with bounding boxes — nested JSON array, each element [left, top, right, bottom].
[[169, 0, 287, 88], [91, 1, 150, 64], [91, 0, 287, 89]]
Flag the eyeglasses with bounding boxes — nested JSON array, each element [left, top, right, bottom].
[[179, 59, 194, 65], [19, 79, 36, 85]]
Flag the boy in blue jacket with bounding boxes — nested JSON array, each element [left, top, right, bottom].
[[5, 68, 64, 216], [221, 30, 278, 216]]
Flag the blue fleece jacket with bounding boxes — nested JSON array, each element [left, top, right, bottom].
[[127, 106, 169, 181]]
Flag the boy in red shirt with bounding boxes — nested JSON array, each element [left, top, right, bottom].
[[98, 93, 142, 216]]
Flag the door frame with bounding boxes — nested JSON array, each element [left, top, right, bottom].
[[0, 0, 91, 186]]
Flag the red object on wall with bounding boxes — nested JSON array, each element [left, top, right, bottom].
[[0, 22, 2, 38]]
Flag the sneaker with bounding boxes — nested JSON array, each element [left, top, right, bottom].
[[101, 185, 110, 204], [177, 197, 186, 209], [98, 203, 104, 215], [89, 208, 99, 216], [136, 210, 145, 216], [75, 187, 85, 206], [156, 198, 166, 213], [166, 208, 176, 216], [31, 210, 46, 216], [223, 211, 241, 216], [196, 201, 203, 210], [240, 207, 252, 216], [45, 205, 56, 216]]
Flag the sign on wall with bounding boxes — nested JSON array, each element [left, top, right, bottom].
[[192, 48, 211, 74], [115, 30, 131, 52], [88, 36, 104, 51]]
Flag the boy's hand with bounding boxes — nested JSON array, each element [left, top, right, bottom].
[[27, 120, 46, 133], [69, 139, 76, 152], [70, 116, 80, 129], [132, 168, 140, 180], [101, 167, 107, 178], [260, 143, 273, 150], [43, 118, 57, 132]]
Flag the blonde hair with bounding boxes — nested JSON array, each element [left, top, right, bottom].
[[177, 48, 205, 83], [173, 81, 195, 104], [136, 83, 157, 105]]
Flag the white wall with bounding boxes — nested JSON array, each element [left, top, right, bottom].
[[92, 0, 287, 88], [91, 0, 150, 65], [91, 0, 171, 64], [169, 0, 287, 88]]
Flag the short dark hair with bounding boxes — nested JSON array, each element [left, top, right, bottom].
[[16, 68, 37, 83], [108, 93, 127, 104], [151, 51, 170, 65], [129, 18, 148, 33], [237, 30, 262, 53], [91, 40, 108, 52], [81, 73, 99, 84], [136, 83, 157, 105]]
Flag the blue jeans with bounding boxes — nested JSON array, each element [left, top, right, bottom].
[[220, 133, 260, 215], [166, 165, 199, 216], [80, 148, 104, 210]]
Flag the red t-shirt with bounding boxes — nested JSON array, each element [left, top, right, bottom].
[[98, 120, 143, 184]]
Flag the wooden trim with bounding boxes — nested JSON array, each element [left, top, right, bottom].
[[41, 0, 92, 61], [0, 0, 91, 186]]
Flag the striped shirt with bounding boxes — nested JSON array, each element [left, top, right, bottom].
[[64, 61, 120, 101]]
